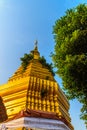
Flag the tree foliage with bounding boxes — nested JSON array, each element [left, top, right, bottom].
[[20, 53, 33, 71], [20, 54, 55, 76], [39, 56, 55, 76], [52, 4, 87, 126]]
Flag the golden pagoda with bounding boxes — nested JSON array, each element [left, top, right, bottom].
[[0, 42, 74, 130]]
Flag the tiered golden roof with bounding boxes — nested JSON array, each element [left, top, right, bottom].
[[0, 43, 74, 130]]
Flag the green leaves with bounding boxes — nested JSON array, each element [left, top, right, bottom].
[[41, 88, 48, 98], [20, 53, 33, 71], [20, 54, 55, 76], [52, 4, 87, 126], [39, 56, 55, 76]]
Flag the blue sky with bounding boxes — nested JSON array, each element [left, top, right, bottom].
[[0, 0, 87, 130]]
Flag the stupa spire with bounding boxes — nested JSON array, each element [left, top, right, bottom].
[[33, 40, 40, 59], [0, 41, 74, 130], [34, 40, 38, 50]]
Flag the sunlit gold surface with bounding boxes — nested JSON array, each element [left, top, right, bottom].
[[0, 46, 74, 130]]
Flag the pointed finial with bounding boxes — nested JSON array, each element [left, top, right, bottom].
[[33, 40, 40, 59], [34, 40, 38, 49]]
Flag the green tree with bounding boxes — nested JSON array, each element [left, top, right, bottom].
[[52, 4, 87, 126], [20, 54, 55, 76], [20, 53, 33, 71]]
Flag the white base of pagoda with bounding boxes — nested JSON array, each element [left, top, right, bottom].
[[0, 117, 70, 130]]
